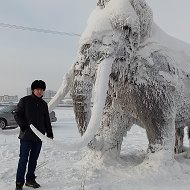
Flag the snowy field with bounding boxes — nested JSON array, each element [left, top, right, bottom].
[[1, 107, 190, 190]]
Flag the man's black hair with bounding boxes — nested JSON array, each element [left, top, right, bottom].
[[31, 80, 46, 91]]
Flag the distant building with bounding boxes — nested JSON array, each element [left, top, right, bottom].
[[27, 87, 32, 96], [0, 95, 18, 103], [43, 90, 57, 102]]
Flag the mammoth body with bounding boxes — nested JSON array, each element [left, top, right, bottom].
[[72, 41, 190, 157], [48, 0, 190, 160]]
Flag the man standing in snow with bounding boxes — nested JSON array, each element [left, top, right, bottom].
[[14, 80, 54, 190]]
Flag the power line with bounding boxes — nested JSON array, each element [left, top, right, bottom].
[[0, 22, 80, 37]]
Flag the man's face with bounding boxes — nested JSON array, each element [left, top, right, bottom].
[[33, 88, 44, 98]]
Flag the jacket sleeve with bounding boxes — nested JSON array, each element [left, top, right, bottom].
[[14, 98, 28, 132], [44, 103, 54, 139]]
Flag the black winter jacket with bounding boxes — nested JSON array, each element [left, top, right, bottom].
[[14, 94, 54, 141]]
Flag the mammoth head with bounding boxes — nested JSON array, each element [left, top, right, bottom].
[[71, 0, 153, 137], [47, 0, 154, 150], [96, 0, 153, 42]]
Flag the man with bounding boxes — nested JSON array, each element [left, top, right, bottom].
[[14, 80, 54, 190]]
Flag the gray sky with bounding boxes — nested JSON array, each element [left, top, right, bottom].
[[0, 0, 190, 98]]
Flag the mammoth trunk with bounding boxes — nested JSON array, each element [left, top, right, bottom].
[[71, 56, 94, 136]]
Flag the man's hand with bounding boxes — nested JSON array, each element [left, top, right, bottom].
[[47, 133, 53, 139]]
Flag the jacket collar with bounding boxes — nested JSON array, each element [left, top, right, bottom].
[[31, 92, 43, 100]]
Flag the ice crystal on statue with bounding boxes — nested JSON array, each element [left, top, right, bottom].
[[47, 0, 190, 162]]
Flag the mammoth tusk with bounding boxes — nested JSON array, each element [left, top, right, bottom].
[[31, 57, 114, 150], [48, 64, 74, 113], [78, 57, 113, 145], [30, 124, 76, 150]]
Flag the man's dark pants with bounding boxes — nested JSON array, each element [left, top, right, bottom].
[[16, 139, 42, 184]]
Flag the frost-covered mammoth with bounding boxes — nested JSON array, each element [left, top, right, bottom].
[[46, 0, 190, 161]]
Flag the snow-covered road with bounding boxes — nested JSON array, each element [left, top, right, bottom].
[[1, 107, 190, 190]]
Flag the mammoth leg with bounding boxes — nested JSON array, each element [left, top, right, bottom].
[[186, 126, 190, 159], [188, 126, 190, 141], [174, 127, 184, 154], [144, 109, 175, 159], [132, 81, 176, 160], [89, 84, 131, 159]]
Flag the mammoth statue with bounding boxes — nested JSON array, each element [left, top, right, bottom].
[[36, 0, 190, 161]]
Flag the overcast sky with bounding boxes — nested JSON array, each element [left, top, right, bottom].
[[0, 0, 190, 98]]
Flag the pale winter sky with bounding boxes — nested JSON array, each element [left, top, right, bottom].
[[0, 0, 190, 98]]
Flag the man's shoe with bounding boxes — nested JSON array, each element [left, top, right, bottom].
[[15, 182, 23, 190], [25, 180, 40, 188]]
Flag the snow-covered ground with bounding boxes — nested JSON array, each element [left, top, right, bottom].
[[1, 107, 190, 190]]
